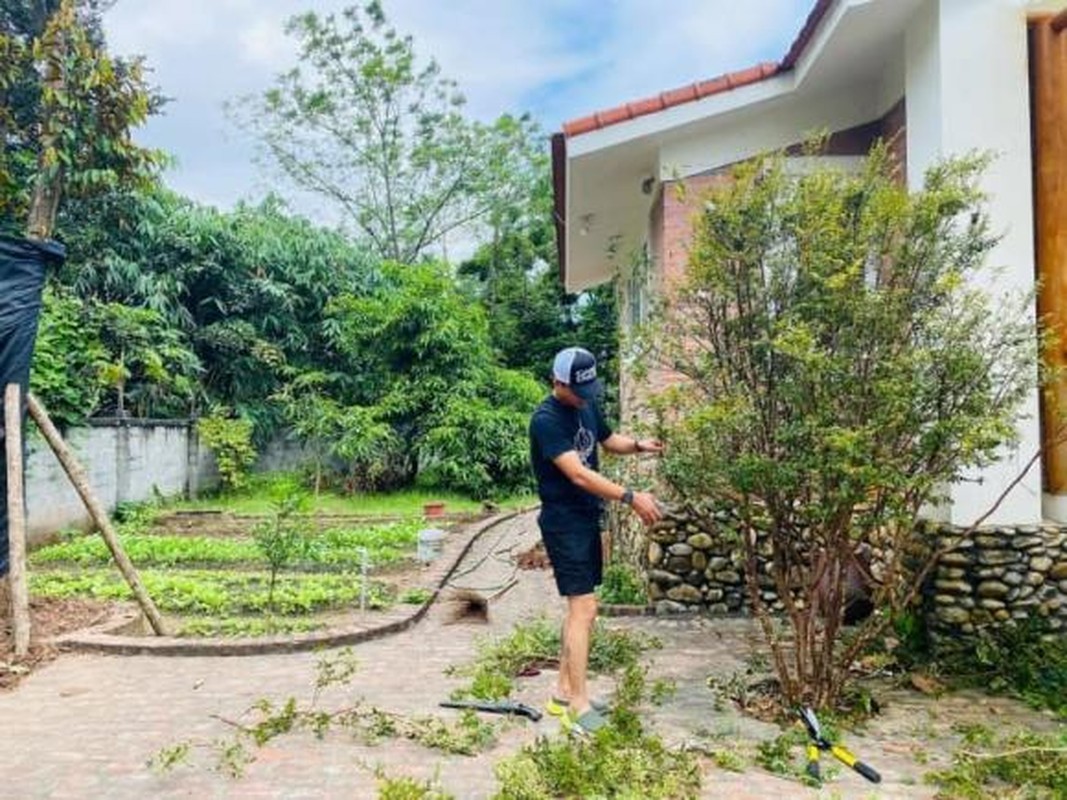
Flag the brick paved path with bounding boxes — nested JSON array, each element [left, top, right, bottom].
[[0, 511, 949, 799]]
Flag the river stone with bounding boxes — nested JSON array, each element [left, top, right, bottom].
[[1014, 536, 1046, 550], [934, 579, 971, 595], [650, 528, 680, 544], [668, 543, 694, 557], [691, 552, 707, 572], [648, 582, 664, 601], [939, 552, 972, 568], [1026, 571, 1046, 587], [648, 542, 663, 566], [648, 569, 683, 587], [979, 598, 1006, 610], [979, 550, 1019, 566], [1051, 563, 1067, 581], [685, 571, 704, 587], [667, 584, 703, 604], [715, 570, 743, 585], [937, 606, 971, 625], [704, 588, 725, 602], [1030, 556, 1053, 572], [976, 534, 1007, 548], [935, 594, 957, 606], [939, 567, 967, 580], [667, 556, 692, 573], [977, 581, 1009, 599], [655, 600, 689, 615], [1002, 570, 1024, 586], [687, 533, 715, 550], [707, 603, 729, 614], [994, 609, 1011, 622], [975, 567, 1006, 579]]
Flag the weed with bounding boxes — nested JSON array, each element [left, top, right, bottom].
[[596, 563, 647, 605], [146, 741, 191, 773], [925, 728, 1067, 799], [650, 677, 677, 705], [376, 769, 455, 800], [492, 664, 701, 799], [399, 587, 433, 605], [448, 617, 660, 700]]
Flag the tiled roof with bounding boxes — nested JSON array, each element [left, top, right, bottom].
[[560, 0, 835, 138]]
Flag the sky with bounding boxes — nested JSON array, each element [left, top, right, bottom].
[[103, 0, 814, 216]]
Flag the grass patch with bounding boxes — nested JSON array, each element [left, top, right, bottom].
[[168, 475, 535, 517], [925, 724, 1067, 799], [377, 771, 455, 800], [492, 664, 701, 799], [448, 616, 661, 700]]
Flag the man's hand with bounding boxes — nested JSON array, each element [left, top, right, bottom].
[[630, 491, 662, 525], [636, 438, 664, 455]]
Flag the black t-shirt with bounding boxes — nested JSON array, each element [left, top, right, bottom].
[[529, 395, 613, 530]]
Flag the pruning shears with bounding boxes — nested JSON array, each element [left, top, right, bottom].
[[799, 707, 881, 784], [439, 699, 542, 722]]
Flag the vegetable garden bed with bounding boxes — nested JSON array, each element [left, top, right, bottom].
[[28, 517, 450, 638]]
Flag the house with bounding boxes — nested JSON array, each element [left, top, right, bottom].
[[553, 0, 1067, 527]]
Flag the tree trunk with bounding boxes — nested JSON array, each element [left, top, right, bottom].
[[26, 392, 168, 635], [4, 384, 31, 656]]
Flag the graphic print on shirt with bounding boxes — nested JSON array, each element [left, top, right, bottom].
[[575, 421, 596, 467]]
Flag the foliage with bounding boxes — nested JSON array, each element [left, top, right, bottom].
[[151, 650, 499, 780], [236, 1, 541, 264], [178, 617, 322, 638], [197, 411, 257, 491], [927, 620, 1067, 718], [252, 488, 315, 610], [448, 616, 661, 700], [0, 0, 163, 236], [57, 188, 377, 434], [596, 563, 647, 605], [646, 145, 1037, 709], [492, 664, 701, 800], [325, 261, 542, 497], [925, 724, 1067, 799], [31, 568, 391, 616], [31, 286, 201, 424], [377, 771, 455, 800], [457, 166, 619, 396]]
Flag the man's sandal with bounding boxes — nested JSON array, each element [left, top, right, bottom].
[[545, 696, 611, 717], [561, 707, 608, 737]]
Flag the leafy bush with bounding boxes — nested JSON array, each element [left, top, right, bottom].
[[197, 411, 257, 491], [926, 725, 1067, 799]]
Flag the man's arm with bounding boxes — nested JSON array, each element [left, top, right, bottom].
[[601, 433, 665, 456], [551, 451, 662, 525]]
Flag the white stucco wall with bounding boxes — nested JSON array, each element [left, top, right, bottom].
[[906, 0, 1043, 525]]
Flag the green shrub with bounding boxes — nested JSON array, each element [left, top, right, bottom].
[[197, 411, 257, 491], [596, 563, 647, 605]]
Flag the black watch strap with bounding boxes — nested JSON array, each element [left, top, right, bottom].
[[621, 488, 634, 505]]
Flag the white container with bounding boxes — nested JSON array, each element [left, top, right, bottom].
[[416, 528, 447, 563]]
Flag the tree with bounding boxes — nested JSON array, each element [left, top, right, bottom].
[[648, 146, 1036, 709], [236, 1, 541, 264], [0, 0, 162, 238]]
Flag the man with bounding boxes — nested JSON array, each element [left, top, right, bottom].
[[528, 346, 663, 735]]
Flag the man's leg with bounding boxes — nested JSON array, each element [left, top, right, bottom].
[[560, 592, 598, 713]]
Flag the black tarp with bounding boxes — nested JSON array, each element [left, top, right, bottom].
[[0, 235, 66, 576]]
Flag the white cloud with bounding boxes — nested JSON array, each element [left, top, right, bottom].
[[103, 0, 813, 211]]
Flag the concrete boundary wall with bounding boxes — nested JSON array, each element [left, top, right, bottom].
[[24, 418, 218, 544]]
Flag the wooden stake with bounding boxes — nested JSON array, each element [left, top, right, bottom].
[[4, 384, 31, 656], [26, 392, 168, 635]]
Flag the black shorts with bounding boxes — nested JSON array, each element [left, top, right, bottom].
[[539, 519, 603, 597]]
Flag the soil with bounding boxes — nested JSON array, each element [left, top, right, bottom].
[[0, 596, 115, 691]]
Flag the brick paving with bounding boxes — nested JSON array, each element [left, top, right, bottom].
[[0, 510, 1036, 799]]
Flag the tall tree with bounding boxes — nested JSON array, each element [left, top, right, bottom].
[[0, 0, 162, 238], [236, 1, 540, 264]]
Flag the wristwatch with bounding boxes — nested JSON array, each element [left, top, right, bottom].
[[621, 488, 634, 505], [634, 439, 643, 453]]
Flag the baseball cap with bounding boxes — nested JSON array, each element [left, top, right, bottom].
[[552, 347, 603, 401]]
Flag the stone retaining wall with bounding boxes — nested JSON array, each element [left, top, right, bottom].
[[633, 506, 1067, 642]]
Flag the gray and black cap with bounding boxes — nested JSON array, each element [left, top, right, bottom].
[[552, 346, 602, 401]]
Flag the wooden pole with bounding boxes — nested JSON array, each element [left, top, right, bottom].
[[1031, 19, 1067, 495], [26, 393, 168, 635], [4, 385, 31, 656]]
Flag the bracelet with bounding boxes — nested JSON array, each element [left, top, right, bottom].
[[621, 488, 634, 505]]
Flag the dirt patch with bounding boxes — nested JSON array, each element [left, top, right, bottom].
[[516, 540, 550, 570], [0, 596, 116, 690]]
